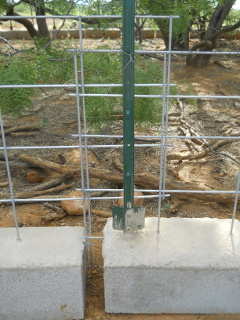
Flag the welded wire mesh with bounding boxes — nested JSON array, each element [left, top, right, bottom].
[[0, 14, 239, 252]]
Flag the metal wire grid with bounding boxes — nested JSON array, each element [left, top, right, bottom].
[[0, 15, 239, 253]]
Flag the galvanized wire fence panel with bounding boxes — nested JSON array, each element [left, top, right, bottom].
[[0, 15, 240, 258]]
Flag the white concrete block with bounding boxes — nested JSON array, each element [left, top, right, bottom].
[[103, 217, 240, 314], [0, 227, 86, 320]]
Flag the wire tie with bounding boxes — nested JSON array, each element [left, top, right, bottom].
[[121, 50, 134, 70]]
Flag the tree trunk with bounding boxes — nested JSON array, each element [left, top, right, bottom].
[[6, 6, 38, 39], [187, 0, 234, 67], [155, 20, 189, 50], [35, 0, 50, 42], [135, 18, 146, 44], [154, 20, 169, 49], [172, 31, 189, 50], [5, 2, 49, 45]]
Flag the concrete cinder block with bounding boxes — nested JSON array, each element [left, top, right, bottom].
[[155, 30, 163, 39], [85, 28, 104, 38], [141, 29, 155, 39], [103, 217, 240, 314], [16, 30, 32, 39], [69, 30, 80, 39], [103, 29, 121, 39], [56, 30, 69, 39], [0, 227, 86, 320], [2, 30, 18, 40]]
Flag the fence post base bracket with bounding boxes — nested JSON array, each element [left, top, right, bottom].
[[112, 206, 145, 232]]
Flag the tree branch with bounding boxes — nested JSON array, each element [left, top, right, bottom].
[[189, 40, 213, 51], [0, 37, 16, 52], [3, 6, 38, 38], [41, 0, 75, 50], [212, 19, 240, 39]]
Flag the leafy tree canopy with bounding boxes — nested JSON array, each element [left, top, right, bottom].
[[0, 0, 239, 64]]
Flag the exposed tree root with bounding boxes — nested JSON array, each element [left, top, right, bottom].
[[0, 125, 39, 137]]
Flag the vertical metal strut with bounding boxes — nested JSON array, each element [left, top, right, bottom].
[[230, 169, 240, 234], [77, 16, 93, 266], [0, 109, 21, 241], [122, 0, 135, 208], [112, 0, 145, 232]]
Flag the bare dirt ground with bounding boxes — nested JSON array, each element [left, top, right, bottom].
[[0, 37, 240, 320]]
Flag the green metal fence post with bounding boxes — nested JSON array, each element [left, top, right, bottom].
[[123, 0, 135, 209], [112, 0, 145, 232]]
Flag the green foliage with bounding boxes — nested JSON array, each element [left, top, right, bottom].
[[0, 0, 8, 14], [0, 40, 177, 126], [135, 58, 163, 123], [83, 48, 122, 124], [83, 0, 122, 16], [82, 0, 237, 47], [161, 201, 172, 212], [47, 0, 76, 15], [83, 45, 166, 126], [34, 47, 74, 84], [0, 54, 36, 116], [225, 7, 240, 25], [14, 2, 31, 15], [0, 40, 74, 116], [0, 40, 184, 130], [142, 0, 213, 41]]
